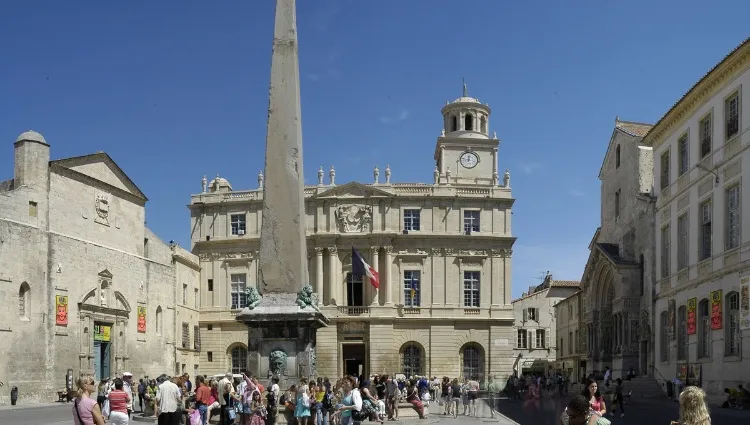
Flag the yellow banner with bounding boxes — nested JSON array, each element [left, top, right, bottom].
[[55, 295, 68, 326], [94, 325, 111, 342]]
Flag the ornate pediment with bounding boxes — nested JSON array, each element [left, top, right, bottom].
[[335, 204, 372, 233], [98, 269, 113, 279], [50, 152, 147, 201], [313, 182, 392, 199]]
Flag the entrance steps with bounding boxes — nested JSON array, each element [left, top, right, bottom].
[[615, 377, 669, 402]]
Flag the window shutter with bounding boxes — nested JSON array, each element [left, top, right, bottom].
[[529, 330, 534, 349], [523, 309, 528, 322], [545, 330, 550, 349]]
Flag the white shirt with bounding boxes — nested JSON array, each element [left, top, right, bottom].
[[218, 378, 231, 406], [350, 389, 363, 411], [155, 381, 180, 414], [271, 383, 280, 398], [123, 380, 133, 410]]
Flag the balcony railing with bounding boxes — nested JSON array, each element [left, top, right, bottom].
[[337, 306, 370, 316]]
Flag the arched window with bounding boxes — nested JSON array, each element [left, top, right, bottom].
[[698, 299, 711, 358], [480, 116, 487, 134], [677, 305, 687, 361], [659, 311, 668, 361], [451, 115, 457, 132], [18, 282, 30, 319], [725, 291, 740, 356], [615, 145, 621, 168], [401, 344, 423, 377], [231, 345, 247, 374], [156, 306, 163, 335], [464, 114, 473, 131], [461, 343, 483, 380]]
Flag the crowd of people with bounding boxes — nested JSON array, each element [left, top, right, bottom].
[[71, 371, 502, 425]]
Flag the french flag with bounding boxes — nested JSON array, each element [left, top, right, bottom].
[[352, 247, 380, 289]]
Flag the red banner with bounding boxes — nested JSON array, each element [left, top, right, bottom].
[[687, 298, 697, 335], [137, 306, 147, 333], [710, 290, 722, 330]]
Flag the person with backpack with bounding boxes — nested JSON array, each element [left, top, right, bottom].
[[335, 377, 363, 425]]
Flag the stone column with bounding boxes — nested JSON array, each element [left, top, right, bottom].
[[328, 247, 338, 305], [370, 246, 380, 306], [385, 246, 393, 305], [315, 247, 324, 304]]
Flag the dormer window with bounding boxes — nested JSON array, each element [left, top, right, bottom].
[[464, 114, 473, 131], [451, 115, 458, 132]]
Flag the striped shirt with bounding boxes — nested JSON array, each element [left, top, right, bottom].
[[108, 390, 129, 414]]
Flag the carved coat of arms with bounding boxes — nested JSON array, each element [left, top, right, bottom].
[[95, 194, 110, 225], [335, 205, 372, 233]]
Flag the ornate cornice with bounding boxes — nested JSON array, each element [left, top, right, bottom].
[[644, 38, 750, 149]]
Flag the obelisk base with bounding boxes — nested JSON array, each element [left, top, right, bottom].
[[236, 293, 328, 389]]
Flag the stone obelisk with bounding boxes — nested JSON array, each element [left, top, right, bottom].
[[236, 0, 328, 384], [259, 0, 308, 295]]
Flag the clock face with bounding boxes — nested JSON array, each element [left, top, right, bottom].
[[460, 152, 479, 169]]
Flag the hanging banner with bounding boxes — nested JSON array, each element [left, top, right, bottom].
[[94, 324, 111, 342], [740, 275, 750, 330], [686, 298, 697, 335], [668, 299, 676, 339], [137, 306, 147, 333], [55, 295, 69, 326], [710, 290, 722, 330]]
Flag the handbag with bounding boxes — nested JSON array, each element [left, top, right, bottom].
[[228, 408, 237, 421], [101, 399, 111, 417]]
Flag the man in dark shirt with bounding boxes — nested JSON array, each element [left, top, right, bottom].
[[182, 373, 193, 393]]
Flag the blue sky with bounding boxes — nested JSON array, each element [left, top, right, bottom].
[[1, 1, 748, 299]]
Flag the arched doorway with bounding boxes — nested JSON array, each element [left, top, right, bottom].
[[460, 343, 485, 381], [400, 342, 425, 377]]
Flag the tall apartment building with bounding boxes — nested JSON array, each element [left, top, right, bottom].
[[190, 89, 517, 382], [512, 274, 579, 376], [647, 38, 750, 401]]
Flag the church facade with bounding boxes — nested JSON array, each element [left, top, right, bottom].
[[191, 90, 517, 382], [0, 131, 200, 405]]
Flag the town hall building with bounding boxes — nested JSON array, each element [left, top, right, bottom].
[[190, 89, 517, 382]]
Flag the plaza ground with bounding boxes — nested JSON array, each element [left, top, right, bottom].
[[4, 395, 750, 425]]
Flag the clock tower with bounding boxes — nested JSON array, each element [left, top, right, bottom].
[[433, 82, 501, 186]]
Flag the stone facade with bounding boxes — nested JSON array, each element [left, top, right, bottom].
[[553, 291, 584, 383], [511, 275, 579, 376], [0, 132, 199, 405], [191, 90, 516, 383], [646, 39, 750, 402], [580, 118, 657, 379]]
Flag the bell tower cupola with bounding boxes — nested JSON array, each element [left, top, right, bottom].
[[434, 82, 500, 186], [440, 81, 491, 138]]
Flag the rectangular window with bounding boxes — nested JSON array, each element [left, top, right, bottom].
[[575, 329, 579, 352], [678, 135, 689, 175], [726, 185, 740, 250], [677, 307, 687, 361], [403, 270, 421, 307], [725, 93, 739, 139], [463, 271, 480, 308], [699, 301, 711, 358], [230, 214, 247, 235], [403, 209, 421, 231], [194, 288, 199, 309], [700, 201, 712, 261], [230, 274, 247, 309], [536, 329, 546, 348], [194, 325, 201, 351], [614, 190, 620, 218], [463, 210, 480, 233], [28, 201, 37, 217], [700, 115, 712, 158], [207, 324, 213, 331], [727, 292, 740, 356], [181, 322, 189, 349], [517, 329, 527, 348], [207, 279, 214, 292], [660, 151, 670, 189], [568, 331, 573, 355], [207, 352, 213, 362], [182, 284, 187, 304], [526, 308, 538, 322], [661, 225, 671, 278], [677, 214, 688, 270], [660, 312, 669, 362]]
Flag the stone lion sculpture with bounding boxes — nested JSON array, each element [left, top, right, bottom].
[[296, 285, 319, 310], [269, 349, 287, 375], [244, 286, 261, 309]]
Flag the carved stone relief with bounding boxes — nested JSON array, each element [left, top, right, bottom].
[[269, 349, 288, 375], [339, 321, 367, 334], [95, 193, 110, 226], [335, 205, 372, 232]]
